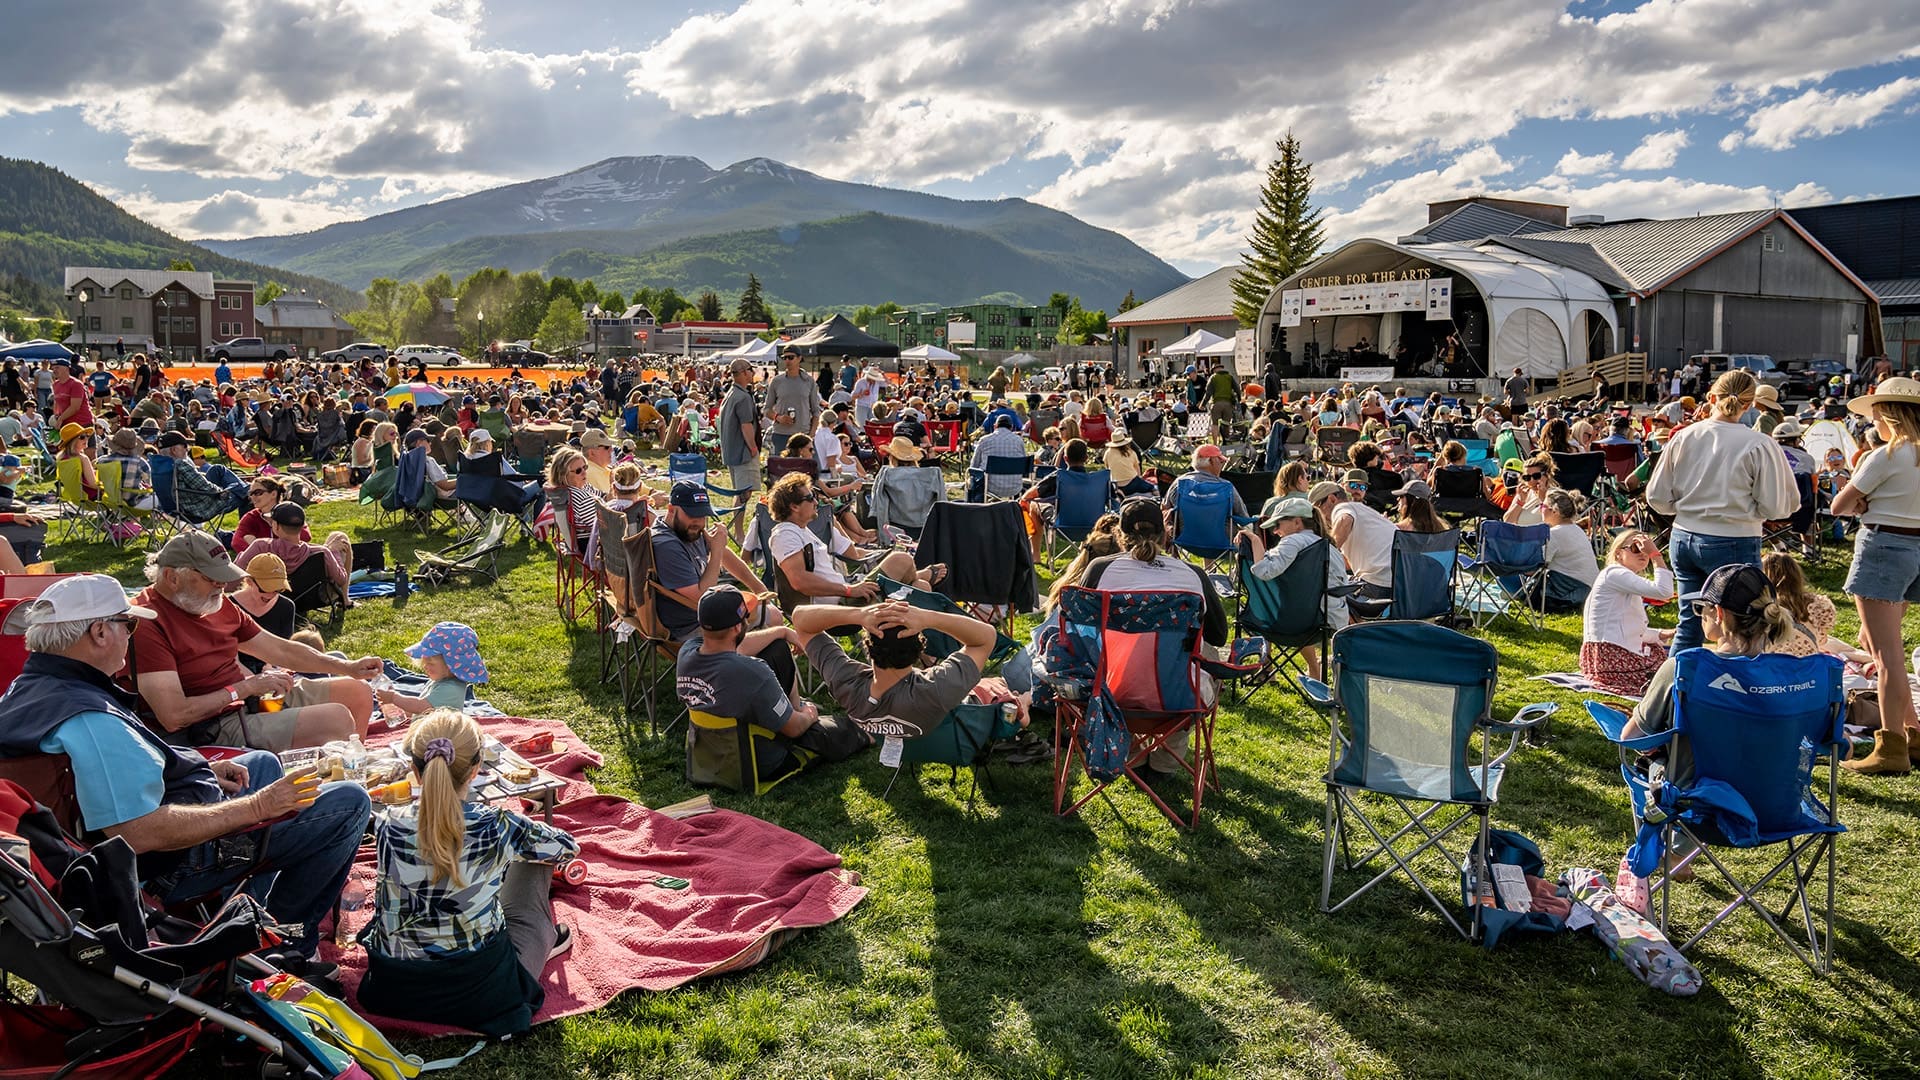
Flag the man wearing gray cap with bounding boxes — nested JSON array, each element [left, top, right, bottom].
[[0, 573, 369, 968], [129, 532, 381, 752], [717, 358, 762, 541]]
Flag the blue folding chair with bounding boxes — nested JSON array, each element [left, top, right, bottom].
[[1459, 438, 1495, 476], [1347, 528, 1462, 623], [1320, 621, 1555, 941], [670, 451, 749, 524], [1043, 468, 1115, 568], [1233, 538, 1335, 707], [1458, 520, 1549, 629], [969, 454, 1034, 503], [1171, 478, 1251, 595], [1584, 650, 1846, 971]]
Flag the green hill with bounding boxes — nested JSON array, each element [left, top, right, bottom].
[[0, 157, 359, 314]]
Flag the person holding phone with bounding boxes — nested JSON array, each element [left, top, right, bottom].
[[1501, 452, 1556, 525], [1579, 531, 1675, 695]]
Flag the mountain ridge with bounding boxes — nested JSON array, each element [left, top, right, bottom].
[[203, 155, 1187, 309]]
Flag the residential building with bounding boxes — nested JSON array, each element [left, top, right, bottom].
[[256, 296, 355, 355], [586, 304, 657, 356], [1108, 266, 1240, 369], [63, 266, 253, 361]]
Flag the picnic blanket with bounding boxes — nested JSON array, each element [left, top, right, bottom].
[[323, 715, 868, 1037], [1530, 672, 1638, 703]]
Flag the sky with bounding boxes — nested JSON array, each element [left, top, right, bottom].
[[4, 0, 1919, 279]]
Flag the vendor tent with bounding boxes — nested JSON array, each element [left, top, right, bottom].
[[0, 339, 75, 361], [782, 315, 900, 358], [1196, 335, 1238, 359], [1800, 418, 1859, 466], [1161, 329, 1227, 356], [900, 343, 961, 363], [717, 337, 778, 363]]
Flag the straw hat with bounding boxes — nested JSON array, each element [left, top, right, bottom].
[[1848, 377, 1920, 419], [1752, 384, 1782, 411], [886, 435, 924, 462]]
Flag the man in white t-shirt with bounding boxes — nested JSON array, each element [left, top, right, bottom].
[[1315, 476, 1394, 597], [765, 473, 939, 604]]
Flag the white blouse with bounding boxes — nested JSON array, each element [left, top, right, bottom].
[[1582, 564, 1674, 655]]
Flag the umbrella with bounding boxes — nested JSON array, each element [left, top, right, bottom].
[[386, 384, 449, 406], [1002, 352, 1042, 368], [900, 343, 961, 363]]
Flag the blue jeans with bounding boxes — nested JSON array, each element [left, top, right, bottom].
[[1668, 528, 1762, 652], [158, 751, 371, 956]]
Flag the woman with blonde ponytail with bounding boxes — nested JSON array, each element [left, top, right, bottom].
[[1645, 369, 1799, 652], [359, 709, 579, 1036]]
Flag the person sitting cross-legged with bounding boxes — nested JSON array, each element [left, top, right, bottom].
[[791, 600, 1022, 739], [767, 472, 943, 605], [0, 573, 369, 978]]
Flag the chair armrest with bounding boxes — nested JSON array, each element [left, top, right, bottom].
[[1484, 701, 1557, 733], [1584, 700, 1673, 752], [1299, 677, 1334, 709]]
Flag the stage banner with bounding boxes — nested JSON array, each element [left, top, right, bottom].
[[1279, 291, 1303, 327], [1425, 279, 1453, 321], [1233, 329, 1258, 377], [1341, 366, 1396, 382]]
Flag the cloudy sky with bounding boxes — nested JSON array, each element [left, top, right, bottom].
[[5, 0, 1918, 277]]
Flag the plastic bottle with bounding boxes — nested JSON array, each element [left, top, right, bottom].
[[392, 564, 409, 606], [343, 735, 367, 784]]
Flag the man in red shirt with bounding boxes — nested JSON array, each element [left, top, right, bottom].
[[130, 532, 381, 752], [50, 359, 93, 433]]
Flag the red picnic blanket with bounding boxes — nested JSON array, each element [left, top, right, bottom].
[[323, 715, 867, 1037]]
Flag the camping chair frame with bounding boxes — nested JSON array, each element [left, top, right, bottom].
[[1582, 649, 1846, 973], [1319, 621, 1554, 941], [1171, 479, 1251, 596], [971, 454, 1034, 503], [1041, 468, 1116, 570], [1457, 519, 1550, 630], [686, 709, 814, 796], [548, 491, 603, 627], [1232, 540, 1332, 708], [415, 509, 513, 586], [284, 556, 346, 629], [883, 701, 1022, 805]]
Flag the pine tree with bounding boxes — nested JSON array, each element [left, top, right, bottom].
[[1232, 132, 1325, 328], [735, 273, 772, 326], [697, 289, 723, 321]]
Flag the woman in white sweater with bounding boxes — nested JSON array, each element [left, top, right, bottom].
[[1645, 370, 1797, 652], [1580, 530, 1675, 696]]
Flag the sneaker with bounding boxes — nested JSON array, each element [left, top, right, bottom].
[[546, 923, 574, 963]]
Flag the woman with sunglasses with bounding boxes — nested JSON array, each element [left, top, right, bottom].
[[230, 475, 305, 553], [1579, 530, 1674, 695], [230, 553, 297, 672], [546, 446, 600, 556], [1501, 453, 1556, 526]]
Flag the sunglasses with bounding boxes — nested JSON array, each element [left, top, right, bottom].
[[1524, 472, 1546, 481], [1690, 600, 1717, 618], [99, 614, 139, 630], [569, 465, 587, 474], [796, 491, 818, 502], [248, 487, 270, 495]]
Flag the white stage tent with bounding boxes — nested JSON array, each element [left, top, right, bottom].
[[1261, 239, 1620, 377], [900, 343, 961, 363], [1161, 329, 1228, 357], [1195, 335, 1238, 359]]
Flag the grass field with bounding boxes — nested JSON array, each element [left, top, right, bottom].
[[42, 480, 1920, 1080]]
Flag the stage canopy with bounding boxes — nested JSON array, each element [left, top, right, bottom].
[[1161, 329, 1228, 356], [783, 315, 900, 358]]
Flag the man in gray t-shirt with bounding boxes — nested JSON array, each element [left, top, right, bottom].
[[717, 359, 763, 541], [792, 600, 1000, 739], [763, 351, 822, 457]]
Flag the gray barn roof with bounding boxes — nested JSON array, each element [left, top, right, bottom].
[[258, 297, 353, 331], [1869, 277, 1920, 306], [1402, 203, 1560, 245], [1109, 266, 1234, 327], [1514, 210, 1776, 294], [65, 266, 217, 298]]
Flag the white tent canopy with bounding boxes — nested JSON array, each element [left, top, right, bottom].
[[716, 337, 778, 362], [900, 343, 961, 363], [1801, 419, 1858, 466], [1261, 238, 1620, 377], [1161, 329, 1228, 356], [1196, 335, 1238, 358], [1002, 352, 1042, 368]]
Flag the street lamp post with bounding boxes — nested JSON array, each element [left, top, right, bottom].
[[476, 309, 485, 362], [75, 288, 90, 360], [160, 292, 173, 365]]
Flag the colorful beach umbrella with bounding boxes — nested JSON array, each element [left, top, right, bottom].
[[385, 383, 449, 406]]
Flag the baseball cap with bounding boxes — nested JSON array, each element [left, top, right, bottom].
[[245, 552, 290, 592], [1681, 563, 1773, 615], [404, 428, 431, 444], [1307, 480, 1344, 505], [728, 358, 753, 374], [1192, 443, 1225, 465], [1342, 468, 1370, 486], [1118, 496, 1163, 535], [467, 427, 493, 444], [1392, 479, 1434, 500], [697, 585, 757, 631], [268, 501, 306, 528], [154, 431, 189, 450], [1257, 495, 1315, 528], [156, 530, 246, 583], [580, 429, 613, 449], [670, 480, 712, 517], [1, 573, 157, 635]]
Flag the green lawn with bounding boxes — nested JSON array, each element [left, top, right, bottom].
[[43, 486, 1920, 1080]]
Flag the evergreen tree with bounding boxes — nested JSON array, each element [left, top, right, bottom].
[[697, 289, 723, 321], [256, 281, 286, 305], [166, 257, 195, 272], [1232, 131, 1325, 328], [735, 273, 773, 326]]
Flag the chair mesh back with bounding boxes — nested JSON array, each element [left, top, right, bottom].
[[1173, 482, 1234, 555], [1058, 587, 1205, 714], [668, 453, 707, 484], [1390, 529, 1460, 621], [1549, 452, 1605, 497], [1332, 622, 1496, 802], [1476, 521, 1549, 575], [1055, 470, 1111, 535]]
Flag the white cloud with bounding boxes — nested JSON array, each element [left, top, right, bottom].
[[1555, 149, 1616, 176], [1620, 129, 1689, 170], [1724, 76, 1920, 150], [6, 0, 1920, 271]]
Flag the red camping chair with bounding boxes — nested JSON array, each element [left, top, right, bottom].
[[1600, 441, 1639, 480], [1077, 413, 1113, 447], [1045, 586, 1248, 829], [924, 419, 966, 465], [212, 431, 268, 470], [546, 488, 604, 626]]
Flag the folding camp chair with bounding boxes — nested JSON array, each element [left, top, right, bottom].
[[1315, 427, 1359, 467], [379, 445, 448, 534], [1046, 586, 1248, 829], [1233, 539, 1333, 706], [1320, 621, 1555, 941], [970, 454, 1034, 503], [1042, 468, 1115, 569], [1346, 528, 1462, 623], [1584, 650, 1845, 971], [1077, 413, 1112, 448], [924, 419, 966, 466], [453, 450, 541, 541], [96, 459, 157, 549], [415, 509, 513, 586], [510, 429, 550, 477], [283, 555, 346, 626], [1221, 470, 1275, 516], [1127, 417, 1166, 460], [601, 523, 688, 736], [1457, 520, 1549, 629], [685, 709, 815, 795], [1549, 451, 1606, 499], [54, 457, 116, 547], [1170, 478, 1248, 594], [212, 430, 268, 470], [766, 455, 818, 486], [883, 701, 1023, 802], [669, 452, 749, 526], [1599, 442, 1639, 481], [25, 425, 55, 483], [1458, 438, 1496, 476], [546, 487, 602, 626]]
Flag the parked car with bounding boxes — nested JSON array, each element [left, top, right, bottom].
[[393, 344, 465, 367], [498, 343, 550, 367], [208, 336, 292, 362], [320, 341, 389, 363], [1691, 352, 1787, 391], [1781, 358, 1849, 400]]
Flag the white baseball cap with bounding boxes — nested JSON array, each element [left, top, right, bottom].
[[3, 574, 156, 635], [468, 427, 493, 444]]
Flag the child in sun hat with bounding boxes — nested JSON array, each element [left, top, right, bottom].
[[376, 621, 490, 716]]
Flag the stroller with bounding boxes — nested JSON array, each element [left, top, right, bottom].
[[0, 785, 385, 1079]]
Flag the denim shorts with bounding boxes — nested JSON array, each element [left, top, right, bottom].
[[1844, 526, 1920, 604]]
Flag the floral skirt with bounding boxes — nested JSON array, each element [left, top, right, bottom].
[[1579, 641, 1666, 698]]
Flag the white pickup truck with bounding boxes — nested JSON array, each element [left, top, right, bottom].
[[209, 337, 292, 362]]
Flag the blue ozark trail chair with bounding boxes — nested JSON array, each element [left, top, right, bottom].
[[1044, 587, 1250, 829], [969, 453, 1035, 503], [1170, 479, 1251, 596], [1043, 468, 1116, 568], [1585, 649, 1846, 972], [1458, 520, 1550, 630], [1320, 621, 1555, 941], [1232, 538, 1335, 707]]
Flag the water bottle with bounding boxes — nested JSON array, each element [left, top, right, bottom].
[[392, 564, 408, 606], [343, 735, 367, 784]]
